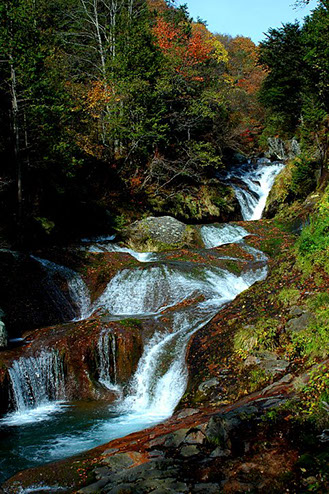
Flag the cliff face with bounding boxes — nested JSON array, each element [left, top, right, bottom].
[[0, 318, 144, 411]]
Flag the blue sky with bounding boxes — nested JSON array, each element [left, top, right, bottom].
[[178, 0, 318, 43]]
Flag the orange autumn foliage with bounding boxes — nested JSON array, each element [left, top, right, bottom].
[[152, 18, 227, 79]]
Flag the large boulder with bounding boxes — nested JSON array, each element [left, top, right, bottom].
[[122, 216, 202, 251]]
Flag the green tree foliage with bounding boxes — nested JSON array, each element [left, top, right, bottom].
[[259, 3, 329, 185], [258, 22, 305, 135]]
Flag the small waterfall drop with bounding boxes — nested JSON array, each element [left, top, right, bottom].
[[32, 256, 91, 321], [86, 242, 157, 263], [201, 223, 249, 249], [3, 351, 66, 425], [222, 160, 285, 220], [97, 329, 120, 392]]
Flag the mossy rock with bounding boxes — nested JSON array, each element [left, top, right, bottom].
[[122, 216, 202, 251]]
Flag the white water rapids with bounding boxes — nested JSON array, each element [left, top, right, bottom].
[[0, 159, 282, 482], [220, 159, 285, 220]]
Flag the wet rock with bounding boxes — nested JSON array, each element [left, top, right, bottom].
[[77, 477, 109, 493], [137, 478, 189, 493], [286, 312, 315, 333], [210, 446, 231, 458], [184, 430, 205, 445], [149, 434, 167, 448], [94, 466, 111, 479], [176, 408, 199, 419], [103, 452, 136, 471], [102, 447, 119, 456], [192, 483, 221, 493], [180, 445, 199, 457], [105, 483, 134, 494], [198, 378, 219, 394], [163, 428, 189, 447]]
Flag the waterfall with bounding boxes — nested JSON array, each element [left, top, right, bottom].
[[201, 223, 249, 249], [32, 256, 91, 321], [221, 160, 285, 220], [2, 351, 66, 425], [97, 329, 119, 392], [86, 242, 157, 263], [0, 220, 270, 477], [118, 265, 267, 419]]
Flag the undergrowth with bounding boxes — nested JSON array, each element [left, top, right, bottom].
[[296, 184, 329, 274]]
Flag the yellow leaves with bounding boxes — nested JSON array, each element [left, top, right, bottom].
[[85, 80, 113, 118], [210, 37, 229, 64], [75, 133, 104, 159]]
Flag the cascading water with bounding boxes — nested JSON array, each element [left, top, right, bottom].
[[0, 157, 282, 483], [2, 351, 66, 426], [32, 256, 91, 320], [201, 223, 249, 249], [118, 265, 267, 420], [94, 265, 204, 316], [97, 329, 119, 392], [220, 160, 285, 220], [86, 242, 157, 263]]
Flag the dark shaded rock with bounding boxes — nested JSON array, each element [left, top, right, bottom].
[[180, 445, 199, 457], [0, 308, 8, 349], [210, 446, 231, 458], [206, 406, 258, 450], [108, 459, 178, 484], [104, 484, 135, 494], [137, 478, 189, 493], [0, 251, 75, 338], [192, 483, 221, 493]]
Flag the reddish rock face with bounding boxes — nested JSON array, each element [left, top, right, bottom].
[[0, 317, 144, 412]]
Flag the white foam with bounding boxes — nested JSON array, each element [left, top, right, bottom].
[[88, 243, 157, 263], [201, 223, 249, 248], [225, 161, 285, 220], [0, 402, 67, 426]]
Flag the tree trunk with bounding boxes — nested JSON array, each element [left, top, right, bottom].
[[9, 54, 22, 242]]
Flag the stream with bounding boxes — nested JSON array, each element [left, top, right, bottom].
[[0, 160, 284, 484]]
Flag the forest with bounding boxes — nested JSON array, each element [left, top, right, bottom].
[[1, 0, 326, 246]]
